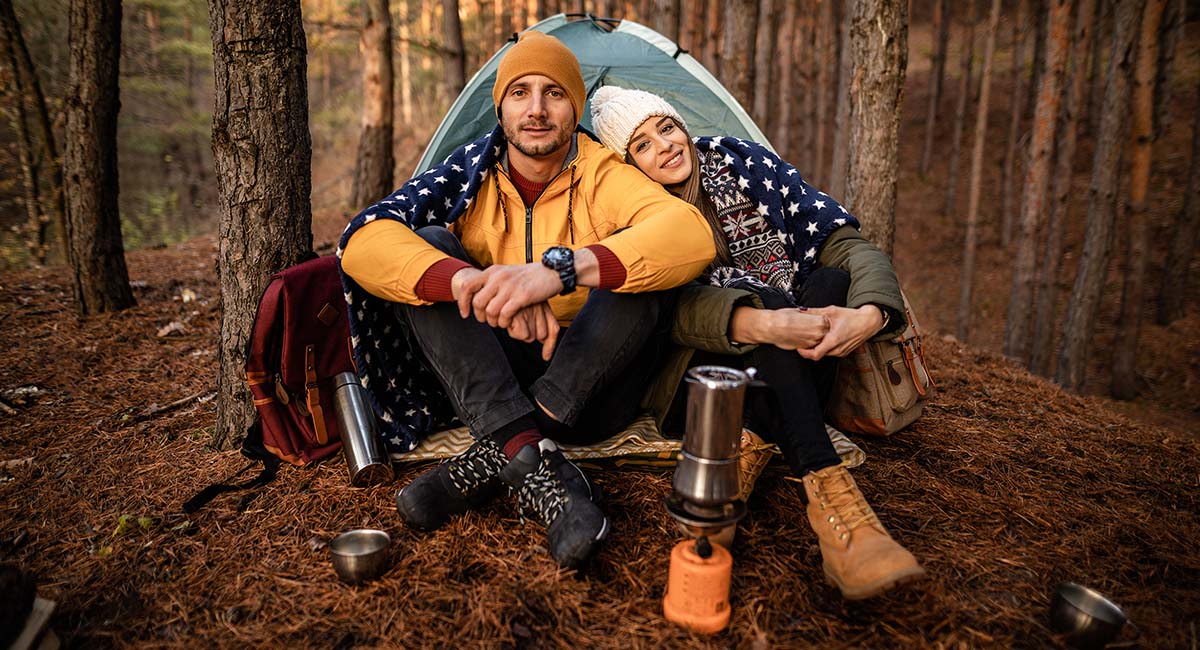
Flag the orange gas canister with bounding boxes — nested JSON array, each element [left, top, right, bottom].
[[662, 536, 733, 634]]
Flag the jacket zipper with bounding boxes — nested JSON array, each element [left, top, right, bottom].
[[499, 164, 574, 264]]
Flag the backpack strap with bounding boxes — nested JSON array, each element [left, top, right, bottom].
[[182, 420, 281, 514], [305, 344, 329, 445]]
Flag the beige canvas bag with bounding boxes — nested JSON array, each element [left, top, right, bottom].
[[825, 293, 934, 436]]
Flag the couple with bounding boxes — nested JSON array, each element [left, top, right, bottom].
[[337, 31, 923, 600]]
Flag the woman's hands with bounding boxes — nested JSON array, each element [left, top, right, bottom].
[[730, 304, 885, 360], [797, 305, 885, 360]]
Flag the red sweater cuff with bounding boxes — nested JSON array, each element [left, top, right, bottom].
[[585, 245, 627, 290], [415, 258, 472, 302]]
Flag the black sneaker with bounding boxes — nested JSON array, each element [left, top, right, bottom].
[[395, 436, 508, 531], [499, 440, 609, 569]]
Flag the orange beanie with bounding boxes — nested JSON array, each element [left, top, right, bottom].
[[492, 31, 586, 123]]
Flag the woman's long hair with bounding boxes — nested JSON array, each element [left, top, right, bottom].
[[627, 120, 732, 266]]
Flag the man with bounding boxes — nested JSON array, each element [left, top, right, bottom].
[[338, 32, 716, 569]]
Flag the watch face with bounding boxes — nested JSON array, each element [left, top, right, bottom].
[[543, 246, 573, 270]]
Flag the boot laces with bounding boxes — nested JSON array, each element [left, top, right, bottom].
[[515, 455, 567, 526], [446, 438, 505, 495], [817, 471, 882, 537]]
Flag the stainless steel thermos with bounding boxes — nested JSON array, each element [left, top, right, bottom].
[[333, 372, 394, 487]]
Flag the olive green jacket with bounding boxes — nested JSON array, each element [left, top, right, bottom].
[[640, 226, 905, 431]]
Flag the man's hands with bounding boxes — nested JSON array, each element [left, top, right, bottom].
[[797, 305, 884, 361], [451, 264, 563, 360]]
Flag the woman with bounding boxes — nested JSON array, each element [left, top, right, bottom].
[[590, 86, 924, 600]]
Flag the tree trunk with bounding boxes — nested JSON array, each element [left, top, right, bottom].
[[352, 0, 395, 208], [1055, 0, 1142, 392], [919, 0, 948, 178], [652, 0, 681, 42], [0, 0, 66, 263], [1152, 0, 1182, 141], [209, 0, 314, 450], [827, 2, 851, 198], [1031, 0, 1097, 376], [1003, 0, 1071, 364], [751, 0, 775, 133], [795, 4, 815, 171], [1156, 76, 1200, 326], [815, 0, 836, 186], [957, 0, 1000, 342], [941, 0, 974, 219], [399, 0, 414, 124], [704, 0, 722, 77], [1028, 0, 1048, 114], [771, 0, 796, 157], [0, 5, 47, 265], [684, 0, 705, 60], [1085, 0, 1109, 135], [64, 0, 135, 316], [720, 0, 757, 112], [844, 0, 907, 256], [1000, 0, 1030, 246], [442, 0, 465, 95], [1111, 0, 1165, 400]]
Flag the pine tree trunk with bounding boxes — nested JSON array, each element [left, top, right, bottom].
[[704, 0, 723, 76], [1, 6, 47, 265], [1031, 0, 1097, 377], [64, 0, 135, 316], [0, 0, 66, 263], [1111, 0, 1166, 400], [1152, 0, 1182, 141], [827, 3, 851, 198], [720, 0, 757, 112], [1085, 0, 1109, 135], [941, 0, 974, 219], [685, 0, 705, 60], [442, 0, 465, 95], [652, 0, 681, 42], [751, 0, 775, 133], [814, 0, 835, 181], [844, 0, 907, 256], [1003, 0, 1071, 364], [771, 0, 796, 158], [920, 0, 948, 178], [1156, 76, 1200, 326], [1055, 0, 1143, 392], [957, 0, 1000, 342], [209, 0, 314, 450], [795, 4, 815, 171], [1000, 0, 1030, 246], [352, 0, 396, 208], [1028, 0, 1048, 115], [399, 0, 414, 124]]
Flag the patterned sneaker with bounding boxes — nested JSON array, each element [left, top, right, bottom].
[[499, 439, 609, 569], [395, 436, 508, 531]]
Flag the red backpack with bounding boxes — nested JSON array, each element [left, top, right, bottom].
[[244, 255, 354, 466]]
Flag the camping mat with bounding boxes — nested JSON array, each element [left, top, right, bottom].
[[392, 416, 866, 471]]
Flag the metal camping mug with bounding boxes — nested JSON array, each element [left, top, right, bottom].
[[333, 372, 394, 487]]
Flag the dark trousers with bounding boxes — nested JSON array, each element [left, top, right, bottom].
[[669, 267, 850, 476], [396, 227, 676, 446]]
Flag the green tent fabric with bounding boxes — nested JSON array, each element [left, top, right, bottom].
[[414, 14, 773, 173]]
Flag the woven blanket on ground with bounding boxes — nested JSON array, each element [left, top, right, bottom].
[[395, 416, 866, 472]]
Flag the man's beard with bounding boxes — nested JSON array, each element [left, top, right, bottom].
[[503, 118, 573, 158]]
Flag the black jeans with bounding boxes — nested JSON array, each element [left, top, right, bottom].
[[396, 227, 676, 446], [668, 268, 850, 476]]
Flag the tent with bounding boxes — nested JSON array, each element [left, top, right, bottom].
[[413, 14, 773, 173]]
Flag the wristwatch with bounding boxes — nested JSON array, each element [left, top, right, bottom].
[[541, 246, 577, 295]]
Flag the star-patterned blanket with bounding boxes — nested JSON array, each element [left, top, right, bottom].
[[691, 136, 860, 301]]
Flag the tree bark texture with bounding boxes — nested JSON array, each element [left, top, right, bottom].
[[1111, 0, 1165, 400], [1, 7, 46, 265], [719, 0, 757, 113], [957, 0, 1000, 343], [1055, 0, 1142, 393], [771, 0, 796, 158], [652, 0, 681, 43], [1031, 0, 1097, 377], [919, 0, 948, 178], [703, 0, 720, 72], [844, 0, 907, 256], [1152, 0, 1182, 141], [941, 1, 974, 219], [352, 0, 395, 209], [0, 0, 66, 264], [827, 3, 851, 198], [1004, 0, 1071, 364], [1000, 0, 1030, 246], [1085, 0, 1109, 135], [209, 0, 314, 450], [64, 0, 135, 316], [1156, 75, 1200, 326], [442, 0, 465, 97], [684, 0, 705, 61], [815, 0, 836, 186], [795, 4, 816, 171], [751, 0, 775, 134], [399, 0, 414, 124]]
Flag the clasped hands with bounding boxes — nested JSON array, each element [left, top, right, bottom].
[[738, 304, 886, 361], [451, 262, 564, 361]]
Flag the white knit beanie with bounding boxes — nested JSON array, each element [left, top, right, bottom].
[[589, 86, 687, 159]]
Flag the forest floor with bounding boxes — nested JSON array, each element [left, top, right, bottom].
[[3, 21, 1200, 650]]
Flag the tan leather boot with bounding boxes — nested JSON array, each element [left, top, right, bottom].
[[737, 428, 774, 501], [799, 465, 925, 600]]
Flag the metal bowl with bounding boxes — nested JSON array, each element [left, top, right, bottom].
[[1049, 582, 1127, 649], [329, 529, 390, 585]]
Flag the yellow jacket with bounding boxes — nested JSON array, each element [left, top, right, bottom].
[[341, 134, 716, 322]]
